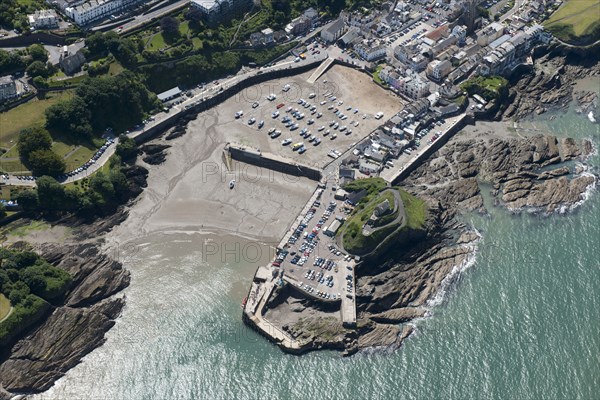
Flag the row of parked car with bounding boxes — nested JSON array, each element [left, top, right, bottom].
[[59, 138, 115, 180]]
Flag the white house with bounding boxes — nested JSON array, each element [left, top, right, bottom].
[[66, 0, 124, 26], [27, 9, 59, 29], [355, 42, 386, 62]]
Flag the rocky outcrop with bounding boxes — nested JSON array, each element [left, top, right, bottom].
[[345, 133, 595, 352], [0, 243, 130, 396], [140, 144, 170, 165], [0, 298, 124, 393], [369, 307, 427, 324], [503, 53, 600, 120]]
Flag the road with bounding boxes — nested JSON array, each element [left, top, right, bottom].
[[93, 0, 189, 33]]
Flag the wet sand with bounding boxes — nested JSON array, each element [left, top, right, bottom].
[[109, 98, 316, 249]]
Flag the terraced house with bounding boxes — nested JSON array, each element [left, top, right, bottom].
[[63, 0, 142, 26]]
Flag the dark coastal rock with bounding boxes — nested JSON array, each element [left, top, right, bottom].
[[0, 243, 130, 396], [142, 151, 167, 165], [369, 307, 426, 324], [0, 298, 124, 393], [343, 133, 596, 350], [140, 144, 170, 155], [40, 243, 130, 307], [505, 54, 600, 120], [141, 144, 170, 165]]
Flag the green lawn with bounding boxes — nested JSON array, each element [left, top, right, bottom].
[[398, 189, 427, 229], [341, 189, 399, 254], [0, 294, 11, 322], [0, 91, 74, 148], [147, 33, 167, 50], [192, 37, 203, 50], [373, 65, 387, 86], [108, 61, 124, 76], [48, 74, 89, 88], [179, 21, 190, 36], [545, 0, 600, 42]]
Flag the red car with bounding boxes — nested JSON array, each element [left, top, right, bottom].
[[277, 103, 285, 109]]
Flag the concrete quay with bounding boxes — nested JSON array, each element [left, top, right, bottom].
[[227, 144, 322, 181]]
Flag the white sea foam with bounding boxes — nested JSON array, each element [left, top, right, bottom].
[[588, 111, 596, 123], [566, 171, 597, 213], [425, 229, 482, 308]]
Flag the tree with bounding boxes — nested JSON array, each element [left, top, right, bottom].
[[116, 134, 137, 160], [28, 44, 48, 63], [17, 127, 52, 161], [0, 203, 6, 219], [160, 16, 180, 36], [27, 149, 66, 177], [26, 60, 49, 78], [0, 49, 25, 75], [32, 75, 48, 88], [15, 190, 39, 212], [45, 97, 93, 138], [35, 176, 66, 210]]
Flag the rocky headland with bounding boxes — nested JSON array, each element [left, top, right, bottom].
[[260, 131, 596, 355], [0, 242, 130, 398]]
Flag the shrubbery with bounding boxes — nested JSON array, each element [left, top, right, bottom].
[[16, 157, 135, 218], [17, 127, 65, 177], [0, 247, 72, 346], [45, 72, 158, 139]]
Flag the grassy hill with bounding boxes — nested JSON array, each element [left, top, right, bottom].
[[544, 0, 600, 44], [339, 179, 427, 256]]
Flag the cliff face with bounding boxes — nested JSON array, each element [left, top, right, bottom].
[[0, 243, 130, 396]]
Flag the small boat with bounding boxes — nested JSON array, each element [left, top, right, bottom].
[[229, 179, 235, 189], [241, 296, 247, 308]]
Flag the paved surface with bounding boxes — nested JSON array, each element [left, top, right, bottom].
[[379, 114, 469, 183]]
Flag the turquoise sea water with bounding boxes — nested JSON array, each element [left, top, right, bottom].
[[37, 108, 599, 400]]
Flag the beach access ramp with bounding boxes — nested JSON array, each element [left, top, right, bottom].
[[307, 57, 334, 84]]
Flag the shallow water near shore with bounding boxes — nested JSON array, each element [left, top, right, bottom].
[[35, 108, 599, 399]]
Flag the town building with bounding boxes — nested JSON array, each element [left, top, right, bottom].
[[27, 9, 59, 29], [479, 26, 549, 76], [0, 76, 17, 101], [64, 0, 143, 26], [321, 18, 347, 43], [261, 28, 274, 44], [426, 59, 453, 81], [476, 22, 505, 46], [355, 42, 386, 62], [189, 0, 253, 25], [157, 87, 182, 102], [250, 32, 265, 47], [60, 49, 86, 74], [303, 7, 319, 24], [285, 16, 311, 35]]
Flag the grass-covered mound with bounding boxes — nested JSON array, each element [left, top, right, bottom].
[[340, 178, 427, 255]]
